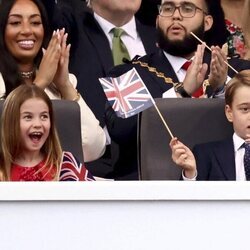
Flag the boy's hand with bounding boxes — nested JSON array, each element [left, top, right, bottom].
[[169, 137, 197, 178]]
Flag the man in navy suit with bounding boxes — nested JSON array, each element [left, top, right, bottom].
[[42, 0, 157, 124], [170, 70, 250, 180], [41, 0, 158, 178]]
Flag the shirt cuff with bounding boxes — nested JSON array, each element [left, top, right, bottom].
[[162, 87, 178, 98], [182, 170, 197, 181]]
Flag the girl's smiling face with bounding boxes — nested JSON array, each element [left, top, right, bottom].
[[19, 97, 50, 154]]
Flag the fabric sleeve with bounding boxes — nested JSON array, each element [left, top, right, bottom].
[[46, 74, 106, 162], [70, 74, 106, 162]]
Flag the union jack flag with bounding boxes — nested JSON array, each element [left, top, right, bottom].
[[99, 68, 155, 118], [59, 152, 95, 181]]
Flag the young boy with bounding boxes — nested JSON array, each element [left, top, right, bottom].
[[170, 69, 250, 180]]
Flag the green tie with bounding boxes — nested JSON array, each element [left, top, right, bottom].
[[112, 28, 130, 66]]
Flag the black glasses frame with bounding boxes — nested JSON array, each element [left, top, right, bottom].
[[158, 2, 207, 18]]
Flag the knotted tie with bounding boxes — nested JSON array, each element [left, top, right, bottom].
[[181, 60, 192, 71], [181, 61, 204, 98], [244, 143, 250, 180], [112, 28, 130, 66]]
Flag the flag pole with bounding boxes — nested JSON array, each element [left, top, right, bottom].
[[190, 32, 239, 74], [153, 102, 174, 139]]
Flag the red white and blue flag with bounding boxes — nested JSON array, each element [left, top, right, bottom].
[[59, 152, 95, 181], [99, 68, 155, 118]]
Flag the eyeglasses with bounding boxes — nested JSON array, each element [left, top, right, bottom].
[[158, 2, 207, 18]]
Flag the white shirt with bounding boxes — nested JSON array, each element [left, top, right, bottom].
[[94, 13, 146, 59], [164, 52, 191, 82], [162, 52, 191, 98]]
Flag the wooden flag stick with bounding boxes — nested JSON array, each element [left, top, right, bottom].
[[190, 32, 239, 74], [153, 102, 174, 139]]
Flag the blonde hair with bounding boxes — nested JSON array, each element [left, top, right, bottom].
[[0, 84, 62, 181]]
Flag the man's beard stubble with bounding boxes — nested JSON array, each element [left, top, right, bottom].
[[157, 23, 205, 57]]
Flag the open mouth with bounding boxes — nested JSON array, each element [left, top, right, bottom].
[[29, 132, 43, 142], [168, 24, 185, 35], [17, 40, 35, 50]]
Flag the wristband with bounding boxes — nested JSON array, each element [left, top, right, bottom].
[[174, 83, 191, 98]]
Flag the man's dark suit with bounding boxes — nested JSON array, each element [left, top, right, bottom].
[[193, 138, 236, 180], [106, 50, 250, 179], [42, 0, 158, 178], [43, 1, 158, 125]]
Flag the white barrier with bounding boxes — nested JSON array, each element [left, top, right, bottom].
[[1, 181, 250, 250]]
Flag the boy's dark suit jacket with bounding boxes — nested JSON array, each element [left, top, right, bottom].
[[193, 138, 236, 180]]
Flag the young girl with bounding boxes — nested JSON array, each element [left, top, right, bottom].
[[170, 69, 250, 180], [0, 84, 95, 181]]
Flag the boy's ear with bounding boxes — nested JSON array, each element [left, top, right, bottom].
[[225, 104, 233, 123]]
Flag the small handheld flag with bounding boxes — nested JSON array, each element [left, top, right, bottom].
[[99, 67, 155, 118], [59, 152, 95, 181]]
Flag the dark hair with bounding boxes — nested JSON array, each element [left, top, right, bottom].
[[203, 0, 228, 47], [225, 70, 250, 106], [0, 0, 51, 97]]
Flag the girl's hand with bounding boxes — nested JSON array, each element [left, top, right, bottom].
[[169, 137, 197, 178]]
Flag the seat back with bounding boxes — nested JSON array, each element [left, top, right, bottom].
[[138, 98, 234, 180], [0, 100, 83, 163], [52, 100, 83, 162]]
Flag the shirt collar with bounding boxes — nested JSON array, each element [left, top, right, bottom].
[[233, 133, 246, 152], [94, 12, 137, 40], [163, 51, 192, 73]]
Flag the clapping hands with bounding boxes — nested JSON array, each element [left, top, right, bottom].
[[34, 28, 71, 91], [182, 44, 208, 95]]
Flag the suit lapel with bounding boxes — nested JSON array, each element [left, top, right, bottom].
[[136, 20, 157, 55], [149, 50, 179, 83], [84, 13, 114, 73], [214, 138, 236, 180], [84, 17, 159, 74]]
